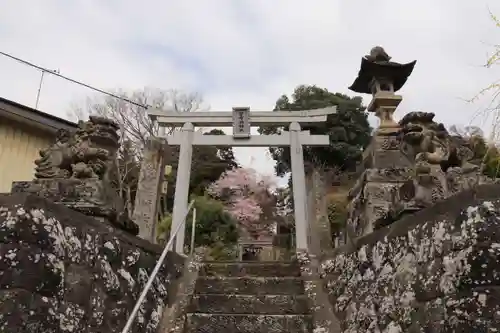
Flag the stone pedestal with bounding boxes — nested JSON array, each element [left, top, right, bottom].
[[346, 134, 413, 239], [11, 178, 138, 234]]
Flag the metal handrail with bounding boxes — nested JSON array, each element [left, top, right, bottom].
[[121, 199, 196, 333], [189, 207, 197, 256]]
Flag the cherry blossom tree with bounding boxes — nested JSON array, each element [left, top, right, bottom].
[[208, 167, 277, 237]]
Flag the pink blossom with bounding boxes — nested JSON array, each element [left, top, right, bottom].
[[209, 168, 275, 197], [229, 197, 262, 226], [209, 167, 276, 235]]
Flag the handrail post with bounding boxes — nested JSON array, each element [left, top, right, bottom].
[[121, 200, 195, 333], [190, 208, 197, 256]]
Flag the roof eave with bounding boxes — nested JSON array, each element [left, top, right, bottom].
[[0, 97, 78, 135]]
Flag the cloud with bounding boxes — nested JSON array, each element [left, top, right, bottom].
[[0, 0, 499, 179]]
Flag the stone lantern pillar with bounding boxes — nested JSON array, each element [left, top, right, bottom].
[[339, 47, 417, 239]]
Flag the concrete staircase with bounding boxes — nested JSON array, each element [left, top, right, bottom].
[[183, 261, 313, 333]]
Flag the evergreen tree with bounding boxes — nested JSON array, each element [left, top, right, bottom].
[[259, 85, 372, 175]]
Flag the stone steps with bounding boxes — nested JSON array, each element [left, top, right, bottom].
[[200, 261, 300, 277], [189, 294, 309, 314], [181, 261, 311, 333], [185, 313, 313, 333], [194, 276, 304, 295]]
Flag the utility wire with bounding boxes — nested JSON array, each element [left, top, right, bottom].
[[0, 50, 149, 109]]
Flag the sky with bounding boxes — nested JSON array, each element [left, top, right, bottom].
[[0, 0, 499, 181]]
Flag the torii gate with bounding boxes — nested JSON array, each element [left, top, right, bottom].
[[148, 106, 336, 253]]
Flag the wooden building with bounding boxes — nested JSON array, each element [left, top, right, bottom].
[[0, 97, 77, 192]]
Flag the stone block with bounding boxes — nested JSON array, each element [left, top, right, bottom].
[[189, 294, 309, 314], [369, 150, 413, 169], [185, 313, 313, 333], [11, 179, 112, 215], [199, 262, 300, 277], [362, 134, 412, 170], [321, 184, 500, 332], [363, 201, 392, 234], [0, 290, 60, 333], [365, 167, 412, 183], [195, 276, 304, 295], [0, 243, 62, 296], [64, 264, 94, 307], [364, 182, 400, 202], [418, 287, 500, 332], [0, 193, 185, 333], [296, 250, 343, 333], [373, 134, 401, 151], [156, 251, 204, 333], [11, 178, 139, 235]]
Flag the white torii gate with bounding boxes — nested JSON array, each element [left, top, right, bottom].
[[148, 106, 336, 253]]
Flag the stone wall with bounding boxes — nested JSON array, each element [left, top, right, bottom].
[[321, 184, 500, 332], [0, 193, 185, 333]]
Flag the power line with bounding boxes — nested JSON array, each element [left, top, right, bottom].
[[0, 50, 149, 109]]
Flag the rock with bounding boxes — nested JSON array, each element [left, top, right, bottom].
[[321, 184, 500, 332], [0, 193, 184, 333]]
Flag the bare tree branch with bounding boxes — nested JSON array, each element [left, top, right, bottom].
[[67, 87, 207, 158], [66, 87, 207, 207], [466, 11, 500, 181]]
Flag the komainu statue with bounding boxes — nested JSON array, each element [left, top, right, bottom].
[[397, 111, 480, 207], [35, 116, 120, 180], [399, 111, 477, 173], [14, 116, 139, 236], [34, 128, 74, 178]]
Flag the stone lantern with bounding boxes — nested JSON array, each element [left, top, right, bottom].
[[348, 46, 416, 134]]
